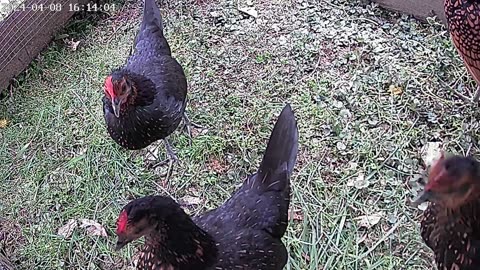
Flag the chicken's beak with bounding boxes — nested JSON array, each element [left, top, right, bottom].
[[412, 190, 433, 207], [112, 98, 121, 118], [115, 237, 127, 251]]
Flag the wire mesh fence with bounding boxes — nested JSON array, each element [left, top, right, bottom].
[[0, 0, 88, 92]]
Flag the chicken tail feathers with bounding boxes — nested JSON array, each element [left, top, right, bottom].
[[142, 0, 164, 32], [255, 104, 298, 192], [129, 0, 171, 57]]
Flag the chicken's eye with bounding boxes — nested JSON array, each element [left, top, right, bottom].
[[444, 162, 451, 171]]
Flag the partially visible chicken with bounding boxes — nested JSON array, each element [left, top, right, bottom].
[[415, 153, 480, 269], [445, 0, 480, 102], [103, 0, 194, 164], [114, 104, 298, 269]]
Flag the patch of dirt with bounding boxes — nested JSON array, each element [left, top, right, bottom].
[[207, 158, 229, 174], [0, 218, 25, 256], [97, 255, 129, 270]]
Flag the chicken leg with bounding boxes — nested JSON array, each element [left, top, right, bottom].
[[182, 112, 203, 143]]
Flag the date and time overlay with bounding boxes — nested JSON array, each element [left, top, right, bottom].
[[0, 1, 116, 14]]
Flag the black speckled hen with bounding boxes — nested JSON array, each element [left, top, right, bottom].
[[415, 153, 480, 269], [103, 0, 192, 162], [445, 0, 480, 102], [114, 104, 298, 270]]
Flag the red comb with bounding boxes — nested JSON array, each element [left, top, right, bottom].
[[116, 210, 128, 234], [104, 76, 115, 98]]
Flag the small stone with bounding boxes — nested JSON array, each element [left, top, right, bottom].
[[210, 11, 221, 18], [339, 108, 351, 118], [336, 141, 346, 151]]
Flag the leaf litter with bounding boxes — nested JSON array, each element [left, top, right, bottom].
[[57, 219, 77, 238], [79, 219, 108, 237], [58, 218, 108, 238], [355, 212, 384, 229]]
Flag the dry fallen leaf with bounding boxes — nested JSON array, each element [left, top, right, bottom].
[[57, 219, 78, 238], [79, 219, 108, 237], [57, 219, 77, 238], [187, 187, 201, 196], [336, 141, 347, 151], [179, 195, 203, 206], [66, 39, 81, 51], [190, 127, 201, 138], [238, 7, 258, 18], [0, 119, 8, 128], [355, 212, 383, 229], [421, 142, 442, 168], [389, 84, 403, 95], [347, 173, 369, 189], [288, 208, 304, 221], [347, 161, 358, 170], [0, 217, 25, 255]]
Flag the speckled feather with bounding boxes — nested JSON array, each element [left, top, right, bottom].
[[445, 0, 480, 85], [421, 197, 480, 269], [103, 0, 186, 150], [120, 105, 298, 269]]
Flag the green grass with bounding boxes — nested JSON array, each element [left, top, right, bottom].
[[1, 0, 479, 269]]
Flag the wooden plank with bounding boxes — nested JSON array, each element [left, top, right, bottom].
[[0, 0, 88, 92], [372, 0, 446, 24]]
